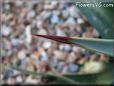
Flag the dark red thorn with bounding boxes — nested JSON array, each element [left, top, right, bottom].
[[32, 34, 74, 44]]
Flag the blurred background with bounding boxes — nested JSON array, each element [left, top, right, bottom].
[[1, 0, 110, 84]]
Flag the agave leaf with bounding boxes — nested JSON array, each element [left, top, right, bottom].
[[70, 37, 114, 57], [76, 0, 114, 39], [62, 62, 113, 85], [43, 62, 113, 85], [10, 65, 78, 84], [10, 62, 113, 85], [32, 34, 114, 57]]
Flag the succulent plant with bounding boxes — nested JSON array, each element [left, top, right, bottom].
[[10, 0, 114, 85]]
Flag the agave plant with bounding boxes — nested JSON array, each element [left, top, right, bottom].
[[31, 1, 114, 84], [31, 34, 113, 85], [11, 0, 114, 85]]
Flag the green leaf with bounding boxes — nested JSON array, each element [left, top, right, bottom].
[[10, 65, 78, 84], [70, 37, 114, 57], [32, 34, 114, 57], [76, 1, 114, 39], [62, 62, 113, 85], [10, 62, 113, 85], [44, 62, 113, 85]]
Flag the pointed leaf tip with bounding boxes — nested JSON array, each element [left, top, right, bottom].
[[32, 34, 73, 44]]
